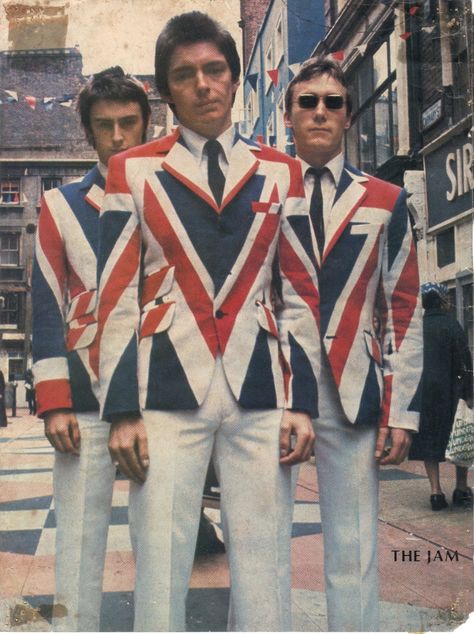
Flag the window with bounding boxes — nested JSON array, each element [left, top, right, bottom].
[[0, 180, 20, 204], [265, 41, 274, 93], [436, 228, 455, 268], [266, 114, 275, 146], [0, 233, 20, 266], [247, 86, 260, 132], [42, 177, 62, 193], [0, 292, 21, 327], [8, 352, 24, 381], [347, 32, 398, 174], [274, 16, 284, 66]]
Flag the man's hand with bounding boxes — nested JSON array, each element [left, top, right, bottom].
[[44, 409, 80, 455], [279, 410, 315, 465], [375, 427, 412, 465], [108, 417, 149, 484]]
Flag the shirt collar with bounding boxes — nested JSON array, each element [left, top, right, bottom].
[[299, 151, 345, 186], [98, 161, 108, 179], [179, 124, 235, 164]]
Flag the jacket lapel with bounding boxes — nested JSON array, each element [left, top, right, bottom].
[[323, 163, 368, 259], [80, 165, 105, 212], [221, 136, 260, 209]]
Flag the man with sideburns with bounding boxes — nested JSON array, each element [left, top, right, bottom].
[[284, 57, 423, 631], [96, 11, 320, 632], [32, 67, 150, 631]]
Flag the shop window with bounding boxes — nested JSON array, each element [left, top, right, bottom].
[[42, 177, 62, 193], [265, 41, 274, 93], [0, 233, 20, 266], [436, 228, 455, 268], [0, 180, 20, 204]]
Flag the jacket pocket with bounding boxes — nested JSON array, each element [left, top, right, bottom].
[[251, 201, 282, 214], [65, 290, 97, 351], [363, 330, 383, 367], [256, 300, 279, 337], [139, 302, 176, 339], [141, 265, 175, 309]]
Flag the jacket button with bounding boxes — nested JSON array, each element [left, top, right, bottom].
[[215, 310, 225, 319]]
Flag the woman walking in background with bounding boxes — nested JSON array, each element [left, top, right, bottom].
[[409, 282, 473, 510]]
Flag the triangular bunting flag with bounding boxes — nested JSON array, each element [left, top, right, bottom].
[[400, 32, 412, 40], [4, 90, 18, 102], [143, 81, 151, 93], [153, 125, 164, 138], [21, 192, 29, 203], [42, 98, 54, 111], [59, 99, 73, 108], [409, 6, 420, 16], [331, 50, 345, 61], [267, 69, 279, 87], [288, 62, 301, 77], [12, 192, 20, 204], [422, 25, 436, 34], [25, 95, 36, 110], [247, 73, 259, 91]]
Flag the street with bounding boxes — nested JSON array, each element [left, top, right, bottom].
[[1, 411, 472, 631]]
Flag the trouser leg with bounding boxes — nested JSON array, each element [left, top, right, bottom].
[[129, 409, 215, 631], [314, 362, 379, 632], [212, 364, 292, 631], [53, 412, 115, 631]]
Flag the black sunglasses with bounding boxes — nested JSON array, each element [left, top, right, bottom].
[[297, 94, 345, 110]]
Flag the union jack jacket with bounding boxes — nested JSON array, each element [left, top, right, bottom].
[[310, 161, 423, 430], [32, 166, 104, 416], [97, 131, 320, 421]]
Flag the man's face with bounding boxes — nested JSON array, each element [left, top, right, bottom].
[[166, 40, 239, 139], [89, 99, 146, 165], [284, 74, 351, 167]]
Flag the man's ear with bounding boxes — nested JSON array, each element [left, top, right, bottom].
[[344, 115, 352, 130], [283, 111, 293, 129]]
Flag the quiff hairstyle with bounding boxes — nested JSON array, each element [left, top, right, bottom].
[[77, 66, 151, 146], [154, 11, 241, 101], [285, 56, 352, 116]]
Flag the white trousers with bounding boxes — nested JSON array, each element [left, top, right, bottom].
[[129, 357, 292, 632], [53, 412, 116, 631], [313, 358, 379, 632]]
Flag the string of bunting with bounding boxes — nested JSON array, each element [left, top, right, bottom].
[[0, 80, 152, 109]]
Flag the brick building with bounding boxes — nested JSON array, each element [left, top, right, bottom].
[[0, 47, 166, 386]]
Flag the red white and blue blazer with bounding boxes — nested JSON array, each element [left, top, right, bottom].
[[97, 131, 320, 421], [32, 166, 104, 417], [312, 161, 422, 430]]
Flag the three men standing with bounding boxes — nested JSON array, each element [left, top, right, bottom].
[[284, 58, 422, 631], [97, 12, 319, 632]]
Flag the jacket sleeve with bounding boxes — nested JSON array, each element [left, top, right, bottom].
[[379, 188, 422, 431], [96, 153, 141, 421], [32, 191, 73, 416], [274, 161, 320, 418]]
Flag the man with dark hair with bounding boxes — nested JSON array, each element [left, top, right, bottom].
[[97, 11, 320, 631], [284, 57, 423, 631], [32, 66, 150, 631]]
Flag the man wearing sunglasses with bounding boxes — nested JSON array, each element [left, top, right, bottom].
[[284, 57, 422, 631]]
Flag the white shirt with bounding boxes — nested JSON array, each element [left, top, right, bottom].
[[98, 162, 108, 179], [299, 152, 345, 232], [179, 124, 235, 180]]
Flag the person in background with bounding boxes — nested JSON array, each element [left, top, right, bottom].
[[284, 56, 423, 631], [0, 369, 7, 427], [409, 282, 473, 510], [24, 368, 36, 415], [32, 66, 150, 631]]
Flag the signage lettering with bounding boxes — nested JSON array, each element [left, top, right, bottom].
[[445, 142, 473, 202]]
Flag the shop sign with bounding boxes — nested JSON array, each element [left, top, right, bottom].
[[425, 127, 473, 228]]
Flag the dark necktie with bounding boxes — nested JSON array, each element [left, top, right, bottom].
[[205, 139, 225, 206], [307, 167, 326, 258]]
